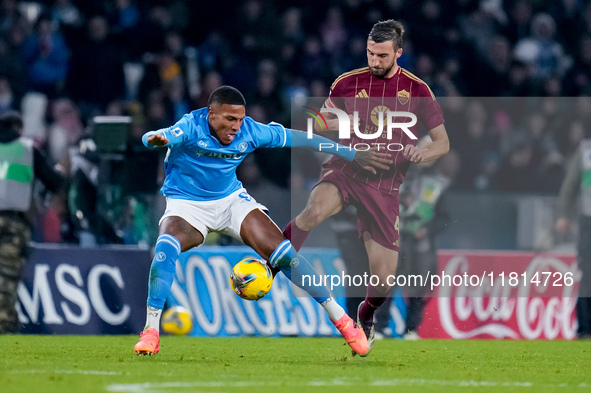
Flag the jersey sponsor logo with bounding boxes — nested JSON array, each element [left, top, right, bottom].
[[398, 89, 410, 105], [195, 150, 243, 160], [198, 140, 208, 148], [238, 142, 248, 153], [370, 106, 391, 126], [171, 127, 183, 137]]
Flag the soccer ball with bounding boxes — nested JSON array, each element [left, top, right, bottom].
[[230, 258, 273, 301], [161, 306, 193, 335]]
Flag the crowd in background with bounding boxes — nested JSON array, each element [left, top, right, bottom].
[[1, 0, 591, 244]]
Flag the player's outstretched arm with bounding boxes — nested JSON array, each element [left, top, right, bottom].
[[288, 129, 392, 174], [142, 120, 189, 149], [142, 131, 169, 148]]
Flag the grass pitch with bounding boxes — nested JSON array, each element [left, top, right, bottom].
[[1, 336, 590, 393]]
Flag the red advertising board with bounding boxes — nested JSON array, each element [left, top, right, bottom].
[[418, 251, 580, 340]]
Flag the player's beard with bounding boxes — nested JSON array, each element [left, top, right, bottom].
[[370, 58, 396, 78]]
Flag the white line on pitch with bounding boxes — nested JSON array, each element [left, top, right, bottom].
[[106, 378, 591, 392], [11, 369, 123, 375]]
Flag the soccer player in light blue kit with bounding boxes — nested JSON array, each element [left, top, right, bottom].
[[134, 86, 392, 355]]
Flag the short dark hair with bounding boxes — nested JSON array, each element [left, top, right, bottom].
[[368, 19, 405, 50], [208, 85, 246, 106]]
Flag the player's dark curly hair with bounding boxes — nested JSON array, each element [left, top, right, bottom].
[[368, 19, 404, 50], [208, 85, 246, 107]]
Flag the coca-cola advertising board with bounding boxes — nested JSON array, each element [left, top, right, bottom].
[[418, 251, 580, 340]]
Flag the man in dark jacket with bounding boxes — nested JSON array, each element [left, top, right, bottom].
[[0, 111, 65, 333]]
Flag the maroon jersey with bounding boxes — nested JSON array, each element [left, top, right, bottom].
[[323, 66, 444, 194]]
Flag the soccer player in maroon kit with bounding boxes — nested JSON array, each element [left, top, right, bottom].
[[284, 20, 450, 356]]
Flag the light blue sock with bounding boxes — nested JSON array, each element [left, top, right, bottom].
[[147, 234, 181, 309], [270, 239, 330, 303]]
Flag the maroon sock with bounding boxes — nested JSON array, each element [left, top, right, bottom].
[[359, 284, 392, 323], [283, 220, 309, 252]]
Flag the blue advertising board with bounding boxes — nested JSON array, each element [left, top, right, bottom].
[[17, 245, 406, 336], [18, 245, 150, 334], [167, 246, 346, 337]]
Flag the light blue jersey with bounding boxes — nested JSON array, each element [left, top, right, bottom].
[[143, 107, 356, 201]]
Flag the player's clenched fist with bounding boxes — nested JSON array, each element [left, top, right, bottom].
[[403, 144, 424, 163], [147, 133, 169, 147]]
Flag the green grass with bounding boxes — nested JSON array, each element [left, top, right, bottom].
[[1, 336, 590, 393]]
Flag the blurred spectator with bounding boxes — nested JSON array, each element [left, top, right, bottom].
[[549, 0, 585, 55], [408, 0, 450, 60], [46, 97, 84, 167], [320, 7, 348, 56], [50, 0, 83, 46], [247, 61, 285, 124], [333, 35, 370, 77], [453, 101, 498, 190], [563, 36, 591, 96], [67, 15, 125, 118], [231, 0, 281, 59], [0, 25, 27, 104], [21, 13, 69, 97], [144, 90, 170, 131], [458, 6, 499, 57], [111, 0, 140, 33], [20, 92, 47, 147], [282, 7, 305, 47], [0, 0, 28, 39], [504, 60, 533, 96], [115, 4, 168, 61], [247, 103, 269, 123], [555, 136, 591, 338], [194, 70, 223, 109], [198, 31, 227, 75], [162, 76, 190, 124], [513, 13, 571, 81], [474, 36, 513, 96], [298, 36, 331, 82], [0, 76, 14, 113], [163, 31, 200, 101], [502, 0, 532, 44], [473, 150, 501, 192], [398, 140, 451, 339], [495, 141, 537, 192]]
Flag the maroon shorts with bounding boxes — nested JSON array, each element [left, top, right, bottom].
[[317, 169, 400, 252]]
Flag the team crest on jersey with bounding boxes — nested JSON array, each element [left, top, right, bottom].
[[238, 142, 248, 152], [397, 89, 410, 105], [370, 105, 391, 126]]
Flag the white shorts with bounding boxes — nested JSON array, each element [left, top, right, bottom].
[[159, 188, 267, 242]]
